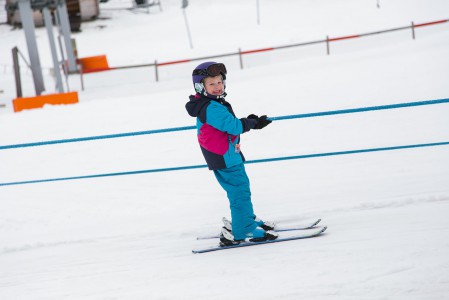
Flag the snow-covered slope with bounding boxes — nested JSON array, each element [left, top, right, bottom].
[[1, 0, 449, 299]]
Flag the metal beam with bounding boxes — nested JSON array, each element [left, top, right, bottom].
[[56, 0, 77, 73], [43, 6, 64, 93], [17, 0, 45, 95], [12, 47, 23, 98]]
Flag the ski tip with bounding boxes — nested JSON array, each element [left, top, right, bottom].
[[312, 218, 322, 227]]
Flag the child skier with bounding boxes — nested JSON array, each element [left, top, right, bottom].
[[185, 61, 278, 245]]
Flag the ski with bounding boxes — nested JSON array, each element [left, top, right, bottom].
[[196, 218, 321, 240], [192, 226, 327, 254]]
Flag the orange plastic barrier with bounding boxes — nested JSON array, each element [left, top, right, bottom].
[[77, 55, 110, 73], [13, 91, 79, 112]]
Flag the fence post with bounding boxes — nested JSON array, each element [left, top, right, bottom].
[[78, 63, 84, 91], [155, 60, 159, 82], [326, 36, 330, 55], [238, 48, 244, 69], [12, 47, 23, 98], [411, 21, 416, 40]]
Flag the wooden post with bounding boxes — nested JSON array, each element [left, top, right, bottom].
[[238, 48, 244, 69]]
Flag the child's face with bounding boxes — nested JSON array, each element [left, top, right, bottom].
[[203, 75, 224, 96]]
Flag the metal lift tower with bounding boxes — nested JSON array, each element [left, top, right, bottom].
[[9, 0, 77, 95]]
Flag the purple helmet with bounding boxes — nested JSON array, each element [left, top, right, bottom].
[[192, 61, 227, 99]]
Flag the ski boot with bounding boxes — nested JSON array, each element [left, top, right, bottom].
[[219, 226, 278, 247], [222, 216, 276, 231]]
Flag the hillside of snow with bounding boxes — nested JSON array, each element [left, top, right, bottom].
[[1, 0, 449, 299]]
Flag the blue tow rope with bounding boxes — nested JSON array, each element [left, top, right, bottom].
[[1, 141, 448, 187], [1, 98, 448, 150]]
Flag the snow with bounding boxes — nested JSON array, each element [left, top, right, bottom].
[[1, 0, 449, 299]]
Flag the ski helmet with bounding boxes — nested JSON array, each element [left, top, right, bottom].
[[192, 62, 227, 99]]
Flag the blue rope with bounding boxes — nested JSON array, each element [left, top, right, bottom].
[[1, 98, 448, 150], [269, 98, 449, 121], [0, 164, 207, 187], [0, 126, 196, 150], [1, 141, 448, 187]]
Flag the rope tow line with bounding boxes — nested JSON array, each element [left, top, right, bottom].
[[1, 141, 448, 187], [1, 97, 448, 150]]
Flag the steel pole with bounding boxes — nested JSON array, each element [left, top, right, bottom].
[[18, 0, 45, 95], [12, 47, 23, 98], [56, 0, 77, 73], [43, 7, 64, 93]]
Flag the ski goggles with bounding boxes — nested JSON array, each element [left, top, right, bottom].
[[192, 63, 227, 77]]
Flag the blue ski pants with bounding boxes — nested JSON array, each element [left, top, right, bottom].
[[213, 163, 258, 240]]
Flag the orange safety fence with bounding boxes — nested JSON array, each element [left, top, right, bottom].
[[13, 91, 79, 112]]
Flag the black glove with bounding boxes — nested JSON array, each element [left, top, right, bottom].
[[254, 115, 272, 129], [247, 114, 272, 129]]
